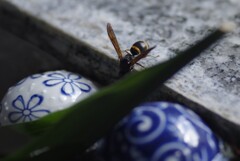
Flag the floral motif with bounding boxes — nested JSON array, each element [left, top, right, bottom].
[[43, 72, 91, 96], [30, 73, 43, 79], [14, 77, 27, 86], [8, 95, 50, 123]]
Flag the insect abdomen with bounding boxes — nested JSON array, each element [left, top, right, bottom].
[[130, 41, 149, 56]]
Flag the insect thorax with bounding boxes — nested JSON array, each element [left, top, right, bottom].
[[119, 54, 133, 75]]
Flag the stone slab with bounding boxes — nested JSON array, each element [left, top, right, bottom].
[[0, 0, 240, 146]]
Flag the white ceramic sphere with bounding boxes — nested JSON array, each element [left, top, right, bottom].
[[0, 70, 98, 126]]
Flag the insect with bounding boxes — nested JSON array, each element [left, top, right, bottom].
[[107, 23, 156, 76]]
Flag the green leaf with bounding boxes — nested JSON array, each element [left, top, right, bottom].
[[2, 24, 230, 161]]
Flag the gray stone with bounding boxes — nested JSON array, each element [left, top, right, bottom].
[[0, 0, 240, 148]]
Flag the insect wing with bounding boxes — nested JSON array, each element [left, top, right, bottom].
[[130, 46, 156, 66], [107, 23, 123, 60]]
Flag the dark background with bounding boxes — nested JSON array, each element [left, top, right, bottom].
[[0, 28, 63, 100], [0, 28, 63, 155]]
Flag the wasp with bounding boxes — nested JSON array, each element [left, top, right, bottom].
[[107, 23, 156, 76]]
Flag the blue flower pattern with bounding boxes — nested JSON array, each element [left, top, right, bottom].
[[1, 71, 94, 125], [43, 72, 91, 96], [14, 73, 45, 87], [30, 73, 43, 79], [14, 77, 27, 86], [8, 95, 50, 123]]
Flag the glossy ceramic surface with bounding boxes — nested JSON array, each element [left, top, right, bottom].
[[0, 70, 97, 126], [102, 102, 223, 161]]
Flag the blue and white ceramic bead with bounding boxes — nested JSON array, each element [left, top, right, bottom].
[[102, 102, 223, 161], [0, 70, 97, 126]]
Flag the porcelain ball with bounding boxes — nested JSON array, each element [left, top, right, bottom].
[[0, 70, 97, 126], [102, 102, 223, 161]]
